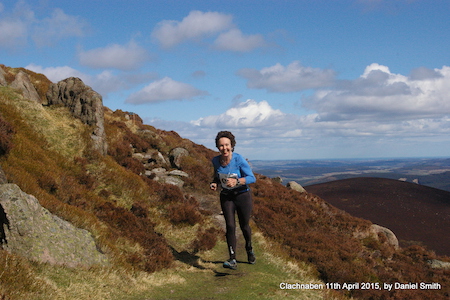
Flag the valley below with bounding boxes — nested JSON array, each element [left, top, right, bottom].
[[251, 157, 450, 192]]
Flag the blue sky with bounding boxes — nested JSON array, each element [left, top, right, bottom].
[[1, 0, 450, 160]]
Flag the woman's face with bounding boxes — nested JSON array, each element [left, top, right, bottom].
[[217, 137, 233, 157]]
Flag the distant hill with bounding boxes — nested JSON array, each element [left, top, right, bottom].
[[306, 177, 450, 256], [251, 158, 450, 192]]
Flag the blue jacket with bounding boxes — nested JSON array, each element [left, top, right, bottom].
[[212, 153, 256, 190]]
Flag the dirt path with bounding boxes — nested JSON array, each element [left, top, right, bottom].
[[141, 225, 334, 300]]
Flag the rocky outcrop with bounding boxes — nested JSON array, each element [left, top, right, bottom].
[[428, 259, 450, 269], [133, 149, 168, 169], [46, 77, 107, 155], [271, 176, 283, 184], [0, 184, 108, 267], [144, 167, 188, 187], [169, 147, 189, 169], [286, 181, 306, 193], [371, 224, 399, 249], [132, 147, 190, 188], [9, 71, 41, 103], [354, 223, 399, 250]]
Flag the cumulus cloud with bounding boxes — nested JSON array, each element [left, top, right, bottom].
[[78, 41, 149, 71], [151, 10, 268, 52], [0, 18, 28, 48], [26, 64, 157, 96], [152, 10, 233, 48], [409, 67, 443, 81], [126, 77, 208, 104], [304, 63, 450, 121], [237, 61, 336, 92], [153, 63, 450, 159], [150, 90, 450, 159], [0, 2, 88, 49], [192, 99, 288, 128], [32, 8, 88, 47], [27, 64, 86, 83], [0, 1, 32, 49], [213, 28, 266, 52]]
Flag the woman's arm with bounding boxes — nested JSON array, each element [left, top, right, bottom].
[[237, 155, 256, 185], [210, 156, 220, 190]]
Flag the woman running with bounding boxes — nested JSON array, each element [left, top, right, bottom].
[[210, 131, 256, 270]]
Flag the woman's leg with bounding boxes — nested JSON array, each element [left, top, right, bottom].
[[220, 194, 237, 260], [235, 191, 253, 252]]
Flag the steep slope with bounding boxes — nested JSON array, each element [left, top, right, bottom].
[[1, 65, 449, 299], [306, 177, 450, 256]]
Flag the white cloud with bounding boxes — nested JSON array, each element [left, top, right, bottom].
[[0, 1, 32, 49], [409, 66, 443, 81], [192, 99, 288, 128], [237, 61, 336, 92], [150, 92, 450, 159], [32, 8, 87, 47], [27, 64, 87, 83], [151, 10, 233, 48], [151, 10, 268, 52], [26, 64, 157, 96], [0, 2, 88, 49], [213, 28, 266, 52], [305, 64, 450, 121], [0, 18, 27, 48], [78, 41, 149, 71], [126, 77, 208, 104]]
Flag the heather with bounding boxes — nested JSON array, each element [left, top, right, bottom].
[[252, 175, 450, 299], [1, 65, 449, 299]]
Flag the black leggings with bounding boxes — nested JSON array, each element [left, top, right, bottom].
[[220, 190, 253, 260]]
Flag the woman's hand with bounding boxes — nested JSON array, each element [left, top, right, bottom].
[[210, 183, 218, 191], [226, 178, 239, 188]]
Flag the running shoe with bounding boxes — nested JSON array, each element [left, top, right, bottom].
[[223, 259, 237, 270], [247, 251, 256, 264]]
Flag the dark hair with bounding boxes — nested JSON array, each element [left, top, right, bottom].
[[215, 131, 236, 150]]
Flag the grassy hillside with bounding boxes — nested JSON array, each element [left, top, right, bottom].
[[1, 66, 449, 299]]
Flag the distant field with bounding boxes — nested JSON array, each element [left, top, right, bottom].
[[250, 157, 450, 192]]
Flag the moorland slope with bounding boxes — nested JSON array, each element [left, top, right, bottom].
[[1, 64, 449, 299], [306, 177, 450, 257]]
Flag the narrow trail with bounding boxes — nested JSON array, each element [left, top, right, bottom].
[[139, 220, 334, 300], [129, 192, 336, 299]]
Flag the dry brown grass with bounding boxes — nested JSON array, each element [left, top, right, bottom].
[[0, 251, 49, 299]]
